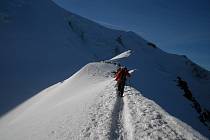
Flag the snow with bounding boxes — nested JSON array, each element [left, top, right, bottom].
[[0, 62, 116, 139], [109, 50, 132, 62], [0, 62, 206, 140], [124, 87, 205, 139], [128, 69, 136, 75], [0, 0, 134, 116], [0, 0, 210, 139]]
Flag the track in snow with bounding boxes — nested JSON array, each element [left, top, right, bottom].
[[110, 91, 133, 140], [81, 81, 205, 140], [80, 80, 132, 139]]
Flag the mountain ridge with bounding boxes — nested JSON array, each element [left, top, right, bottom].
[[0, 61, 207, 139], [0, 0, 210, 138]]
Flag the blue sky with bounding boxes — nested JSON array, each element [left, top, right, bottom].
[[53, 0, 210, 70]]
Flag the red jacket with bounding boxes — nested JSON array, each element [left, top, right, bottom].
[[115, 68, 130, 82]]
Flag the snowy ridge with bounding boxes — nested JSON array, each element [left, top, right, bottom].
[[0, 62, 117, 139], [80, 77, 206, 139], [1, 0, 210, 138], [0, 0, 147, 116], [0, 62, 206, 139]]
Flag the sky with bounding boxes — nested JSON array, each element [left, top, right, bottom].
[[53, 0, 210, 70]]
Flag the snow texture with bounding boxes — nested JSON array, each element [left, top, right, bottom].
[[0, 0, 210, 138], [109, 50, 132, 62], [0, 62, 206, 140]]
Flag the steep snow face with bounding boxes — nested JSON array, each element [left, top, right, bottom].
[[0, 62, 206, 140], [1, 0, 210, 138], [0, 62, 117, 139], [115, 49, 210, 137], [0, 0, 146, 115]]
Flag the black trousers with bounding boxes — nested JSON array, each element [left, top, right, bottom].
[[117, 81, 125, 97]]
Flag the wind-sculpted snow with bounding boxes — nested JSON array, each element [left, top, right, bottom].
[[124, 87, 206, 140], [0, 62, 206, 139], [80, 80, 206, 140], [1, 0, 210, 138], [109, 50, 132, 62], [0, 62, 117, 140]]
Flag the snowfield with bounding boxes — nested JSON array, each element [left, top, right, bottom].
[[1, 0, 210, 139], [0, 62, 206, 140]]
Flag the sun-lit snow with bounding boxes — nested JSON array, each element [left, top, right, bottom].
[[109, 50, 132, 62], [0, 0, 210, 139], [0, 62, 207, 140]]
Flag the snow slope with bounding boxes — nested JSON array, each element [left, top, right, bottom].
[[0, 0, 210, 138], [0, 62, 206, 140], [0, 0, 145, 115]]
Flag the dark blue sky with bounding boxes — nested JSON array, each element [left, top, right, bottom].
[[53, 0, 210, 70]]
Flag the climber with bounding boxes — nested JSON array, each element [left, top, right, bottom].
[[115, 67, 130, 97]]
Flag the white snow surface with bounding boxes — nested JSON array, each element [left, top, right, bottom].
[[0, 62, 206, 140], [109, 50, 132, 62], [0, 0, 210, 138]]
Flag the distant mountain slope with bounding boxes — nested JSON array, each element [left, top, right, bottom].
[[0, 0, 146, 116], [0, 0, 209, 138]]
